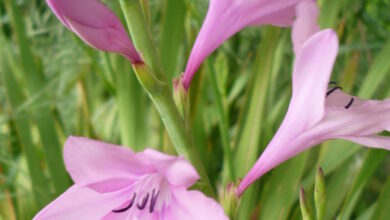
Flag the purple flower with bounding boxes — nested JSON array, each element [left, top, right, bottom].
[[34, 137, 228, 220], [182, 0, 311, 90], [237, 28, 390, 195], [46, 0, 142, 63]]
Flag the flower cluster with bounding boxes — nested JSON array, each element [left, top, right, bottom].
[[37, 0, 390, 219]]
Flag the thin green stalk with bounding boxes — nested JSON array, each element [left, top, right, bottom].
[[119, 0, 214, 196], [1, 54, 50, 209], [6, 0, 69, 194], [207, 59, 235, 182], [132, 64, 215, 197], [119, 0, 164, 80]]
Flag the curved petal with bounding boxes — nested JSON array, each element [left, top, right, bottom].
[[309, 97, 390, 138], [286, 29, 339, 135], [64, 136, 153, 191], [164, 188, 228, 220], [33, 185, 132, 220], [143, 149, 199, 187], [46, 0, 142, 63], [238, 30, 339, 195], [182, 0, 301, 89], [343, 135, 390, 151], [292, 0, 319, 54]]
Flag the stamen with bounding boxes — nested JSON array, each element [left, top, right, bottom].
[[326, 86, 342, 97], [345, 97, 354, 109], [112, 193, 136, 213], [329, 81, 337, 85], [137, 193, 150, 210], [149, 189, 160, 213]]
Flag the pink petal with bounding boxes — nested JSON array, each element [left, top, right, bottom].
[[343, 135, 390, 151], [143, 149, 199, 187], [182, 0, 301, 90], [46, 0, 142, 63], [287, 29, 339, 135], [33, 185, 132, 220], [292, 0, 320, 54], [164, 188, 228, 220], [238, 30, 339, 194], [309, 97, 390, 138], [64, 136, 153, 192]]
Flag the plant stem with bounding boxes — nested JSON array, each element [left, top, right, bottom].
[[207, 59, 235, 181], [119, 0, 215, 196]]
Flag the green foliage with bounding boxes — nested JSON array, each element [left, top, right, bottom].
[[1, 0, 390, 219]]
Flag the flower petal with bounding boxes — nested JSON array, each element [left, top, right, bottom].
[[143, 149, 199, 187], [33, 185, 132, 220], [164, 188, 228, 220], [46, 0, 142, 63], [182, 0, 301, 89], [343, 135, 390, 151], [287, 29, 339, 135], [238, 30, 339, 195], [310, 97, 390, 138], [292, 0, 319, 54], [64, 136, 153, 192]]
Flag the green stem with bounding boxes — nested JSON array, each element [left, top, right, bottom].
[[119, 0, 214, 196], [133, 64, 215, 197], [207, 59, 235, 181], [119, 0, 164, 80]]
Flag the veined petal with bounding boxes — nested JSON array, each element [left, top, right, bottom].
[[64, 136, 153, 192], [292, 0, 319, 54], [309, 94, 390, 138], [164, 188, 229, 220], [343, 135, 390, 151], [33, 185, 132, 220], [182, 0, 302, 90], [143, 149, 199, 187]]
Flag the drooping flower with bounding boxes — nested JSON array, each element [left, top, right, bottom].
[[237, 28, 390, 195], [182, 0, 312, 90], [34, 137, 228, 220], [46, 0, 142, 63]]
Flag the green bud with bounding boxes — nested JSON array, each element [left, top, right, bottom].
[[173, 77, 190, 122], [314, 167, 326, 220], [220, 182, 239, 219], [299, 187, 314, 220]]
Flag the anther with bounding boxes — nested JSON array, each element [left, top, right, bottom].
[[149, 189, 160, 213], [329, 81, 337, 85], [137, 193, 150, 210], [112, 193, 136, 213], [345, 97, 354, 109], [326, 86, 342, 97]]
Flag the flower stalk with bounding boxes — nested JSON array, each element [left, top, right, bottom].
[[119, 0, 214, 197]]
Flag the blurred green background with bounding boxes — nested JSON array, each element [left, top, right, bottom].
[[1, 0, 390, 219]]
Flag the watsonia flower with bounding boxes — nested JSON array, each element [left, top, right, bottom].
[[182, 0, 311, 90], [238, 29, 390, 195], [34, 137, 228, 220], [46, 0, 142, 63]]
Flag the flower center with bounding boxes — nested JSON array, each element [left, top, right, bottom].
[[112, 189, 160, 213], [111, 174, 169, 214]]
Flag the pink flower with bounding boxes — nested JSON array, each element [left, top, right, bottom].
[[46, 0, 142, 63], [237, 29, 390, 195], [34, 137, 228, 220], [182, 0, 310, 90]]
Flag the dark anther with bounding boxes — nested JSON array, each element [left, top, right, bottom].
[[112, 193, 136, 213], [326, 86, 342, 97], [345, 97, 354, 109], [329, 81, 337, 85], [137, 193, 150, 210], [149, 189, 160, 213]]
